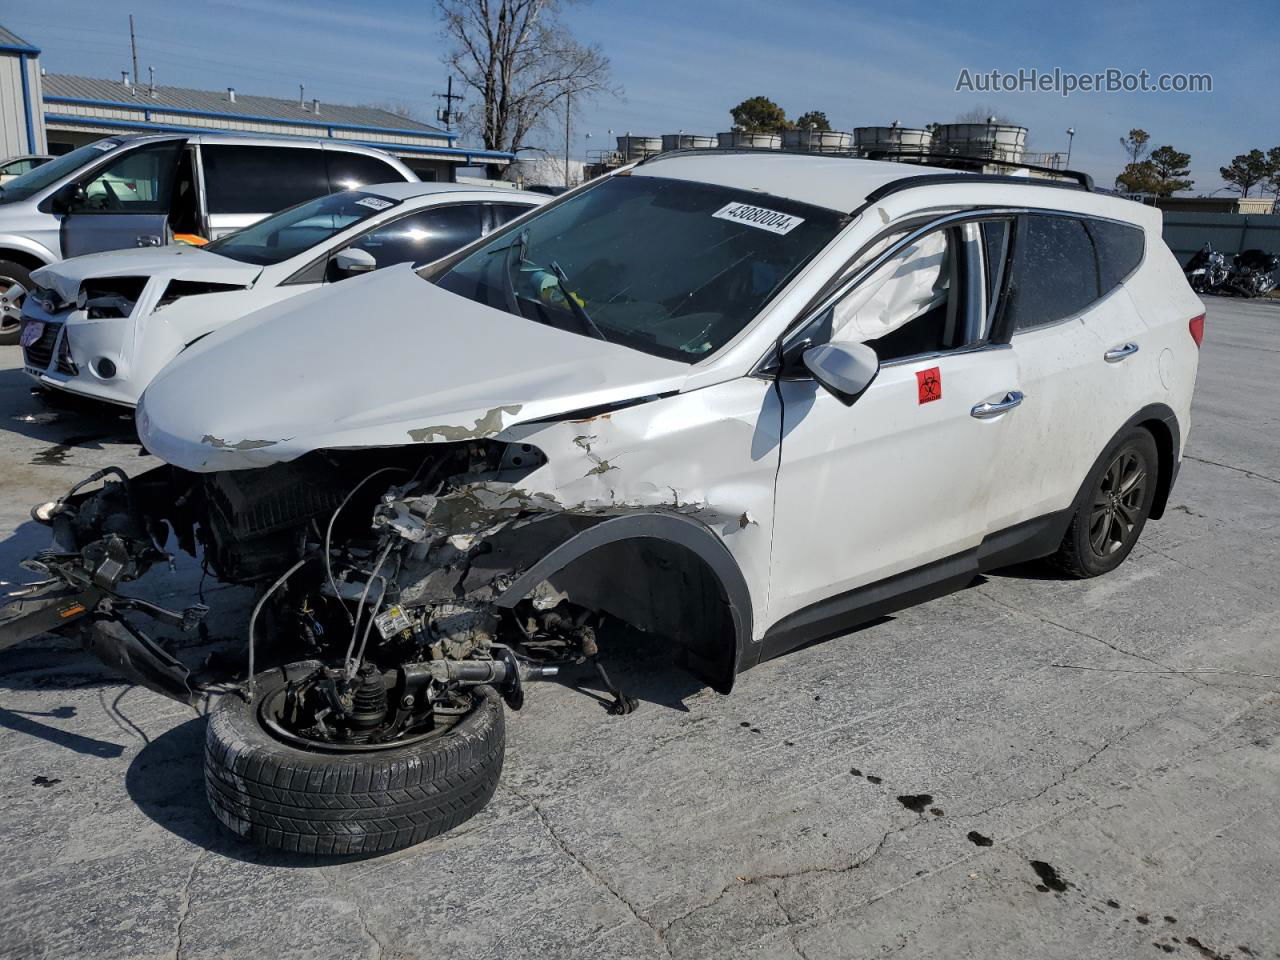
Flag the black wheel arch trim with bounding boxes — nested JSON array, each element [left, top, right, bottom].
[[1103, 403, 1180, 521], [493, 511, 753, 693]]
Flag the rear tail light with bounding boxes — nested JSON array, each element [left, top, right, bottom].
[[1189, 313, 1205, 348]]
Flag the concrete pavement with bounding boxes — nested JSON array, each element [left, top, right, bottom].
[[1, 295, 1277, 960]]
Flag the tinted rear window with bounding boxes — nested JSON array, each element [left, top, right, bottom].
[[1088, 219, 1145, 294], [202, 145, 329, 215], [326, 150, 406, 191], [1005, 215, 1100, 332]]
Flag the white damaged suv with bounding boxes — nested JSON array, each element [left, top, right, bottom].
[[2, 152, 1204, 854]]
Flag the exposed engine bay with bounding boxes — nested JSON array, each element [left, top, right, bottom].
[[3, 437, 746, 754]]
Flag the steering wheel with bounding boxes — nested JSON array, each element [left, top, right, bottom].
[[93, 179, 124, 211]]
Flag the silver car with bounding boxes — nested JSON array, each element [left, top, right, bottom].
[[0, 132, 417, 332]]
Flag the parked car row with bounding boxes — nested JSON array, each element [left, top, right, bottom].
[[0, 153, 53, 185], [20, 181, 543, 406], [0, 148, 1204, 857], [0, 132, 420, 332]]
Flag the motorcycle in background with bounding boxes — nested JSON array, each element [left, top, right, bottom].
[[1184, 242, 1229, 294], [1226, 248, 1279, 298]]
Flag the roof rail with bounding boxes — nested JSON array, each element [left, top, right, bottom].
[[858, 173, 1094, 214], [865, 151, 1093, 190], [636, 145, 1094, 191]]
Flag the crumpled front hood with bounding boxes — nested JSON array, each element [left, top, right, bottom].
[[31, 246, 261, 303], [138, 265, 693, 472]]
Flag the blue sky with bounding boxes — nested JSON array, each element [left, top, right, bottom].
[[5, 0, 1277, 192]]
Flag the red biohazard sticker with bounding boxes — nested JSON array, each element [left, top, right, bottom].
[[916, 367, 941, 404]]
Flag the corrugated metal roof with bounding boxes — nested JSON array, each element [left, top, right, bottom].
[[44, 73, 450, 137], [0, 25, 40, 51]]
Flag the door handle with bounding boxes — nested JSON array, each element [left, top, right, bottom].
[[135, 235, 163, 247], [970, 391, 1024, 419], [1104, 342, 1139, 362]]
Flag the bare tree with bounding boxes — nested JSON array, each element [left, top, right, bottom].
[[955, 104, 1019, 125], [435, 0, 618, 174], [1120, 128, 1151, 165]]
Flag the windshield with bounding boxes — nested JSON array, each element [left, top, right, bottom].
[[433, 175, 846, 362], [0, 141, 123, 204], [206, 191, 401, 266]]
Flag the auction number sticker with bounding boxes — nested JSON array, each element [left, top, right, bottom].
[[355, 196, 394, 211], [712, 201, 805, 235]]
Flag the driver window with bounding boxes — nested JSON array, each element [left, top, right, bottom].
[[827, 223, 990, 363], [76, 141, 183, 215]]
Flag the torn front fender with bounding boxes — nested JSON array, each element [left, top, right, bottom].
[[493, 512, 754, 691]]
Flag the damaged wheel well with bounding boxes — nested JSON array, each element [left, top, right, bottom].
[[495, 513, 751, 694]]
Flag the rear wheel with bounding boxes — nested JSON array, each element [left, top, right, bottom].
[[1051, 427, 1159, 578], [204, 667, 506, 855]]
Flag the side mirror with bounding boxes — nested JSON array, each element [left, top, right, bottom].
[[50, 182, 86, 214], [802, 341, 880, 406], [333, 247, 377, 276]]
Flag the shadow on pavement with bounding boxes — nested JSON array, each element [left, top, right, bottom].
[[562, 619, 713, 714], [0, 366, 138, 449], [0, 704, 125, 758], [983, 560, 1074, 582], [126, 715, 377, 868]]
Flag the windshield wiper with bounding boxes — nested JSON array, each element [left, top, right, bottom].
[[550, 261, 609, 342]]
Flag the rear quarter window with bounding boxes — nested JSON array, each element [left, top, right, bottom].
[[1005, 215, 1100, 332], [1087, 219, 1145, 293], [201, 145, 330, 215], [325, 150, 407, 191]]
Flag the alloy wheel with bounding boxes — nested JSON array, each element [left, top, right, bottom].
[[0, 275, 24, 331], [1088, 450, 1147, 556]]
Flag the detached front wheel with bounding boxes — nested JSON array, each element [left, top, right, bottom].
[[205, 667, 505, 855]]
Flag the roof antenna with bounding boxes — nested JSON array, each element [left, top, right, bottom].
[[148, 65, 155, 98]]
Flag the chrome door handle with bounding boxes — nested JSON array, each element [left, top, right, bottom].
[[136, 235, 163, 247], [971, 391, 1024, 419], [1104, 342, 1139, 362]]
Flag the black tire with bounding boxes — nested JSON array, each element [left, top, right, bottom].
[[204, 669, 505, 855], [1050, 427, 1160, 579], [0, 258, 34, 339]]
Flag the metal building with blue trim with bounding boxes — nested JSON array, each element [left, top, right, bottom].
[[0, 26, 48, 159], [0, 23, 511, 181]]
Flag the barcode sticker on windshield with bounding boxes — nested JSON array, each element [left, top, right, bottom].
[[355, 196, 393, 211], [712, 201, 805, 235]]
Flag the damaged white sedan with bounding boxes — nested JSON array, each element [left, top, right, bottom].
[[0, 152, 1204, 855], [18, 182, 543, 407]]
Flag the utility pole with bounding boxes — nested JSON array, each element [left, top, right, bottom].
[[433, 76, 462, 131], [129, 14, 139, 87], [564, 90, 571, 189]]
